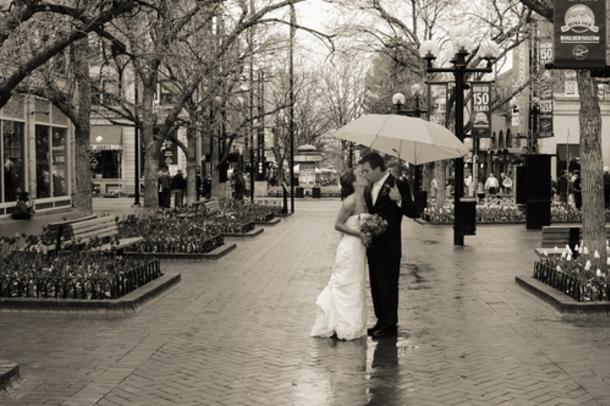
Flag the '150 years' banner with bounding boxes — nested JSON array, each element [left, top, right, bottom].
[[554, 0, 606, 68], [471, 82, 491, 138]]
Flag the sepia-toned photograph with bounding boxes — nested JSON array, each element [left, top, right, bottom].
[[1, 0, 610, 404]]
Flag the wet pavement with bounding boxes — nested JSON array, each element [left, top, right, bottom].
[[1, 199, 610, 405]]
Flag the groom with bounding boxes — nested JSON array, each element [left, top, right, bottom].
[[360, 152, 417, 339]]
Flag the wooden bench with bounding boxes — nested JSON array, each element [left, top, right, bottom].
[[62, 216, 143, 252], [45, 215, 98, 251]]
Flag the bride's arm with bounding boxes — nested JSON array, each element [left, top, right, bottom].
[[335, 197, 366, 242]]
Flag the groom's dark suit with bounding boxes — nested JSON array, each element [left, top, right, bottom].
[[365, 174, 417, 330]]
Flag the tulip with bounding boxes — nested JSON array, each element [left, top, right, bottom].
[[595, 250, 601, 259], [556, 265, 562, 272], [596, 269, 603, 278], [585, 260, 592, 271], [583, 247, 589, 255], [575, 244, 580, 253]]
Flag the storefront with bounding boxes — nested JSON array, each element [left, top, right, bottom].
[[90, 126, 123, 195], [0, 94, 72, 216]]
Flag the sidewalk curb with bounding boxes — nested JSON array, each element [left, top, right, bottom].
[[0, 360, 19, 389], [254, 218, 281, 226], [0, 273, 180, 312], [515, 275, 610, 314]]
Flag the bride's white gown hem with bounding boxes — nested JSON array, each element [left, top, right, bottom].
[[310, 214, 368, 341]]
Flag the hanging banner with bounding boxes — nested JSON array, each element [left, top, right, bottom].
[[471, 82, 491, 138], [553, 0, 606, 68], [538, 88, 554, 138]]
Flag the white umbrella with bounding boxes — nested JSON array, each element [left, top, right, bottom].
[[335, 114, 469, 165]]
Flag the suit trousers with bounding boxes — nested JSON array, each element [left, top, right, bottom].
[[368, 253, 401, 329]]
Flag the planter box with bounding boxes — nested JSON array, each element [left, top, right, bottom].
[[255, 217, 281, 226], [0, 360, 19, 388], [516, 275, 610, 314], [0, 273, 180, 312], [125, 243, 236, 260]]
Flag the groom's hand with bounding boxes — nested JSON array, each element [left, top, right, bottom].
[[389, 184, 401, 202]]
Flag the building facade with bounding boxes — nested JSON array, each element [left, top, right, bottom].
[[0, 94, 73, 217]]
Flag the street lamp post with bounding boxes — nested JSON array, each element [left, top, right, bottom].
[[420, 35, 500, 246], [392, 84, 427, 215]]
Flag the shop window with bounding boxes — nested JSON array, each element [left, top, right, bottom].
[[52, 128, 67, 197], [35, 125, 50, 198], [92, 79, 118, 106], [565, 71, 578, 96], [156, 81, 177, 105], [92, 150, 121, 179], [36, 125, 68, 198], [2, 121, 25, 202]]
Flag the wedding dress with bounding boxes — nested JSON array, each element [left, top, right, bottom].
[[311, 214, 368, 340]]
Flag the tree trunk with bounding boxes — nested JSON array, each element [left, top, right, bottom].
[[71, 38, 92, 214], [423, 162, 433, 201], [210, 131, 221, 198], [435, 160, 447, 209], [142, 83, 159, 209], [185, 126, 198, 205], [577, 70, 605, 266]]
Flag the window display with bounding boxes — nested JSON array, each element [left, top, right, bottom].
[[35, 125, 50, 198], [52, 128, 67, 196]]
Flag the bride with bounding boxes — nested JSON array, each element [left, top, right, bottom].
[[311, 169, 369, 340]]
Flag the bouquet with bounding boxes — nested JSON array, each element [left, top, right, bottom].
[[360, 214, 388, 247]]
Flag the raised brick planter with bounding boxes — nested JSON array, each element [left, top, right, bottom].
[[254, 218, 281, 226], [516, 275, 610, 314], [0, 273, 180, 312], [125, 242, 236, 260], [0, 360, 18, 389]]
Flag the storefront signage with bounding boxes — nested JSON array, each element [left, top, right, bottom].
[[91, 144, 121, 151], [471, 82, 491, 138], [554, 0, 606, 68]]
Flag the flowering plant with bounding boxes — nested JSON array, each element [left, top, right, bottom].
[[537, 243, 610, 301], [360, 214, 388, 247]]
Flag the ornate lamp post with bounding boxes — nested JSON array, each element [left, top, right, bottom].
[[392, 83, 427, 215], [420, 33, 500, 246]]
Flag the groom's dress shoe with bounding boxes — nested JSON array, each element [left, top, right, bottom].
[[367, 325, 381, 336], [371, 327, 398, 339]]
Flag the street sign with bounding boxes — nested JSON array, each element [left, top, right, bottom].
[[553, 0, 606, 68], [471, 82, 492, 138]]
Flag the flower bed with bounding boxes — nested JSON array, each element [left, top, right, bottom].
[[220, 200, 276, 223], [0, 252, 161, 300], [424, 201, 610, 225], [535, 246, 610, 302], [118, 211, 225, 254]]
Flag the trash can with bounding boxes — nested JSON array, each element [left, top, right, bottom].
[[456, 197, 477, 236], [312, 186, 321, 199], [296, 186, 304, 198]]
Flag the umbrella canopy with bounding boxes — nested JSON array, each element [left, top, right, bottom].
[[334, 114, 469, 165]]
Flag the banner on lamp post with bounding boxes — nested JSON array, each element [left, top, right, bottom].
[[471, 82, 491, 138], [553, 0, 606, 68], [538, 89, 554, 138]]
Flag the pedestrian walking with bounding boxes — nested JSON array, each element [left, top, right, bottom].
[[172, 169, 186, 208], [231, 169, 246, 201]]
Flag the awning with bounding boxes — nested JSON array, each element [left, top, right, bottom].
[[91, 126, 122, 150]]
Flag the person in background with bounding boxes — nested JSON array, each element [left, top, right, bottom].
[[11, 188, 33, 220], [572, 169, 582, 210], [202, 175, 212, 200], [158, 168, 172, 208], [485, 173, 500, 195], [231, 169, 246, 201], [171, 169, 187, 208], [501, 172, 513, 195]]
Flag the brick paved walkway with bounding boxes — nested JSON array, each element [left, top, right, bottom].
[[1, 200, 610, 405]]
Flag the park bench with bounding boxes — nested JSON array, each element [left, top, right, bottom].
[[535, 224, 610, 257], [60, 216, 143, 252], [45, 215, 98, 251]]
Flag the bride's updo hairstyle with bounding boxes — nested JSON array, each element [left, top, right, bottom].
[[340, 171, 356, 200]]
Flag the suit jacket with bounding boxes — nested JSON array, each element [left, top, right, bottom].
[[365, 174, 417, 258]]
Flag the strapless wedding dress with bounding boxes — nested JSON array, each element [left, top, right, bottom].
[[311, 214, 368, 340]]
